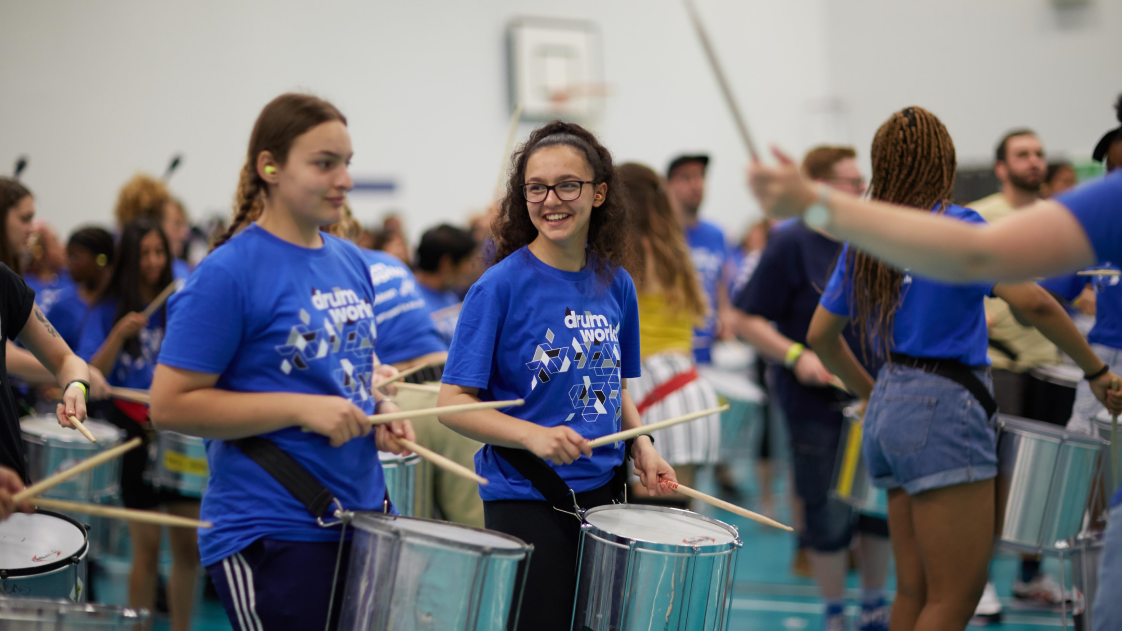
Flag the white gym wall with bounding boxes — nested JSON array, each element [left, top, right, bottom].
[[0, 0, 1116, 243]]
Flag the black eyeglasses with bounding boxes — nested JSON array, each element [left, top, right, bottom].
[[521, 181, 594, 203]]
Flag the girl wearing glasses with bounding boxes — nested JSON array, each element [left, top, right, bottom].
[[438, 121, 677, 631]]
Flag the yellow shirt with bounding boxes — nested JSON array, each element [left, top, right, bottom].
[[637, 292, 695, 359], [970, 193, 1062, 372]]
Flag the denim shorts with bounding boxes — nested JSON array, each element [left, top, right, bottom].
[[864, 363, 998, 495]]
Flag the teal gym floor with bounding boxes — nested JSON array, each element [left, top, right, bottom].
[[92, 470, 1078, 630]]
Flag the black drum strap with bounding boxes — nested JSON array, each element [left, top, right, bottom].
[[233, 437, 339, 520], [494, 439, 634, 511], [890, 353, 998, 420]]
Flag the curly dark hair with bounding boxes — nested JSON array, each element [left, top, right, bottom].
[[490, 120, 635, 282]]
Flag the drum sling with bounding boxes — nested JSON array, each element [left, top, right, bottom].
[[890, 353, 998, 420], [493, 437, 645, 513], [635, 367, 699, 414]]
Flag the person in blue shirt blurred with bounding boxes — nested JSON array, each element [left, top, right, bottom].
[[438, 121, 676, 631], [665, 154, 731, 365], [24, 221, 73, 313], [149, 94, 413, 631], [749, 105, 1122, 631], [45, 227, 114, 352], [411, 224, 477, 344], [78, 217, 200, 631]]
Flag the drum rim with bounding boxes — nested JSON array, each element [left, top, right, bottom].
[[0, 510, 89, 578], [996, 415, 1108, 447], [20, 421, 124, 445], [581, 503, 741, 552], [0, 598, 149, 620], [349, 512, 530, 555]]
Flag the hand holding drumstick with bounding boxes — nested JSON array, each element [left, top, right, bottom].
[[630, 439, 678, 497]]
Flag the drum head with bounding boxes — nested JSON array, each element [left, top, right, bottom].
[[0, 511, 88, 576], [1029, 364, 1082, 386], [585, 504, 738, 547], [351, 513, 526, 550], [998, 414, 1106, 447], [21, 416, 122, 443]]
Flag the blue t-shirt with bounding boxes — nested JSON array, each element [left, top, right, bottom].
[[415, 283, 461, 345], [158, 224, 386, 567], [26, 271, 74, 314], [820, 204, 995, 366], [172, 258, 192, 281], [43, 284, 91, 352], [1043, 268, 1122, 350], [363, 250, 447, 365], [441, 247, 641, 501], [686, 220, 728, 364], [77, 298, 165, 389], [735, 221, 878, 422], [1061, 170, 1122, 265]]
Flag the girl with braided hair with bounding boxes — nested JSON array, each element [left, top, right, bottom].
[[438, 121, 677, 631], [804, 106, 1122, 631], [149, 93, 414, 631]]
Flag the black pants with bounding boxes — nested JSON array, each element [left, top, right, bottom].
[[484, 482, 621, 631]]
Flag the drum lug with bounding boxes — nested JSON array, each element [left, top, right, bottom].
[[580, 523, 593, 532], [1, 570, 7, 579], [732, 539, 744, 549]]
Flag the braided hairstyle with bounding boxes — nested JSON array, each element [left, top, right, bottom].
[[847, 106, 956, 361], [616, 162, 706, 319], [491, 120, 635, 282], [212, 93, 347, 249], [0, 178, 32, 271]]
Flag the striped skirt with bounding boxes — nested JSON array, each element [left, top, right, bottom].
[[629, 352, 722, 466]]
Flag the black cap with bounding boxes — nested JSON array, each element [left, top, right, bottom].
[[1093, 93, 1122, 163], [666, 154, 710, 179]]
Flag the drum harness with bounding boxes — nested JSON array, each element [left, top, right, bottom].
[[233, 436, 393, 631], [889, 353, 998, 420]]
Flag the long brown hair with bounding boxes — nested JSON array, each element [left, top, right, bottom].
[[0, 178, 31, 271], [491, 120, 635, 281], [616, 163, 706, 319], [213, 93, 347, 249], [848, 106, 956, 360]]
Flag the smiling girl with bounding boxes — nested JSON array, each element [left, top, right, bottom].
[[149, 93, 413, 631], [437, 121, 677, 631]]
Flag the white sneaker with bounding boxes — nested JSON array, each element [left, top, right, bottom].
[[1012, 573, 1077, 606], [972, 582, 1003, 625]]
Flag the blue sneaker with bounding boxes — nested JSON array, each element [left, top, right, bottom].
[[824, 603, 848, 631], [858, 599, 890, 631]]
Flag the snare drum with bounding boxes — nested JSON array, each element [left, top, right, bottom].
[[0, 598, 148, 629], [1026, 364, 1081, 425], [831, 407, 888, 518], [0, 511, 89, 601], [995, 415, 1107, 552], [152, 431, 208, 497], [378, 451, 420, 517], [572, 504, 741, 631], [337, 513, 530, 630], [22, 416, 124, 500]]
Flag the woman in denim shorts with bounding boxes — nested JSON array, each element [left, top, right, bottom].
[[803, 106, 1121, 631]]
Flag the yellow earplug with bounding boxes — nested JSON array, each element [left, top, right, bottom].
[[264, 166, 277, 175]]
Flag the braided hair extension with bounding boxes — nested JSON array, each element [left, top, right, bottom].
[[848, 106, 957, 361], [212, 93, 347, 249]]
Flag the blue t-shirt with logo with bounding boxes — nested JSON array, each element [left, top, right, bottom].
[[686, 220, 727, 364], [158, 224, 386, 567], [77, 298, 165, 389], [26, 271, 74, 314], [820, 204, 995, 366], [415, 283, 462, 345], [44, 284, 92, 352], [441, 246, 641, 501], [363, 250, 447, 365]]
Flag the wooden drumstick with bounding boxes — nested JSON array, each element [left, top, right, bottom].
[[828, 376, 851, 394], [31, 497, 211, 529], [372, 361, 442, 389], [368, 399, 525, 425], [494, 102, 524, 198], [1078, 270, 1122, 276], [66, 416, 97, 443], [587, 405, 729, 449], [664, 480, 793, 532], [392, 437, 488, 486], [141, 281, 178, 319], [681, 0, 760, 161], [394, 382, 441, 393], [14, 437, 142, 503], [109, 387, 151, 404]]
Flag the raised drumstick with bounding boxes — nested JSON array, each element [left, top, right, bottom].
[[109, 387, 151, 404], [665, 480, 793, 532], [141, 282, 178, 319], [367, 399, 525, 425], [372, 361, 442, 389], [66, 416, 98, 443], [31, 497, 211, 529], [587, 405, 728, 449], [1078, 270, 1121, 276], [14, 438, 142, 503], [393, 437, 488, 486], [494, 102, 524, 198], [681, 0, 760, 161]]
